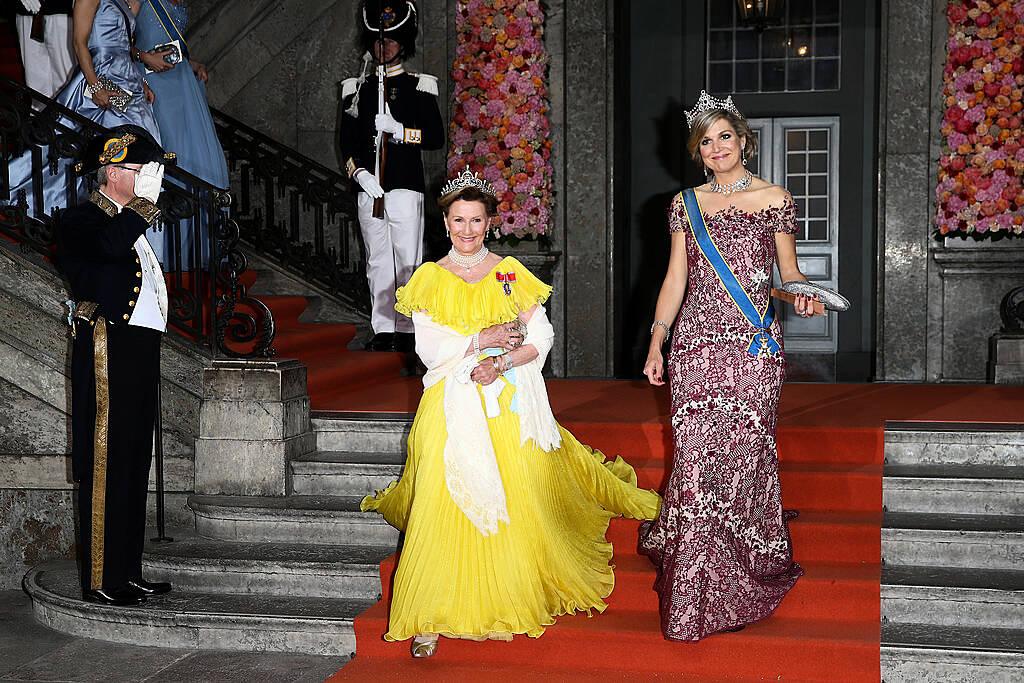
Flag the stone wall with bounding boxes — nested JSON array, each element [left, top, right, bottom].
[[878, 0, 1024, 382], [0, 245, 202, 588]]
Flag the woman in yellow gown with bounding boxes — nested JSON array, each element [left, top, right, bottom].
[[361, 170, 662, 657]]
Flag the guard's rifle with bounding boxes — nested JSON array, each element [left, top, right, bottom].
[[372, 10, 387, 218]]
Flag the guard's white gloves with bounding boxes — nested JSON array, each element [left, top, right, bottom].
[[20, 0, 42, 13], [353, 168, 384, 199], [375, 112, 405, 139], [133, 162, 164, 203]]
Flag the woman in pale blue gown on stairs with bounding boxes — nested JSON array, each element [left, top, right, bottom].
[[6, 0, 161, 217], [133, 0, 228, 268]]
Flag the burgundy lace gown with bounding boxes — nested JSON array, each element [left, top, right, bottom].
[[639, 191, 804, 642]]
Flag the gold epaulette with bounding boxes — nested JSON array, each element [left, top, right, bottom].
[[124, 197, 161, 225]]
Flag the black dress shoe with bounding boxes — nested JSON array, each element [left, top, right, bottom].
[[82, 587, 146, 606], [722, 625, 746, 633], [127, 578, 172, 596], [394, 332, 415, 353], [365, 332, 395, 351]]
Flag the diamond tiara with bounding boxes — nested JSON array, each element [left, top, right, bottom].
[[441, 169, 497, 198], [684, 90, 743, 128]]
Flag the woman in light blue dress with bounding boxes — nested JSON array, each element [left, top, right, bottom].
[[133, 0, 228, 268], [6, 0, 161, 217]]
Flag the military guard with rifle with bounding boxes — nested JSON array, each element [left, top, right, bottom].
[[339, 0, 444, 352], [58, 125, 174, 606]]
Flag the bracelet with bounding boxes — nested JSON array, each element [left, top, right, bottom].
[[472, 332, 481, 357], [650, 320, 671, 337], [85, 81, 102, 97]]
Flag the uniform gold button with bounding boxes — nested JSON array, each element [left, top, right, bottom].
[[90, 321, 95, 326], [128, 300, 136, 307], [133, 287, 140, 293], [123, 314, 130, 320], [135, 258, 140, 264], [136, 272, 142, 277]]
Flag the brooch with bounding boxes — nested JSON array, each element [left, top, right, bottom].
[[496, 271, 516, 296]]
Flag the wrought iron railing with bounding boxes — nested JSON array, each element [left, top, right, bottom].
[[0, 76, 275, 358], [210, 108, 370, 314]]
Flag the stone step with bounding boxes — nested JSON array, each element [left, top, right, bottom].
[[24, 561, 374, 656], [883, 464, 1024, 515], [188, 494, 399, 547], [312, 412, 412, 454], [882, 512, 1024, 570], [884, 422, 1024, 467], [289, 450, 404, 497], [882, 565, 1024, 629], [881, 623, 1024, 682], [142, 530, 393, 600]]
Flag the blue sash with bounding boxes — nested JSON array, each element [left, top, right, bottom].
[[680, 188, 781, 357], [148, 0, 191, 60]]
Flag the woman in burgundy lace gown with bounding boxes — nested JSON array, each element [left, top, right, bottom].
[[639, 92, 815, 642]]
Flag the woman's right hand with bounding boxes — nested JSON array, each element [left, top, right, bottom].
[[140, 49, 175, 73], [643, 350, 665, 386], [477, 321, 523, 351], [90, 88, 114, 110]]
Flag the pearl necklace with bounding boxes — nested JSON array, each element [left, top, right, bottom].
[[710, 170, 752, 195], [448, 245, 490, 271]]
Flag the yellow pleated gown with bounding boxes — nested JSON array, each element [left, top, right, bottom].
[[361, 256, 662, 642]]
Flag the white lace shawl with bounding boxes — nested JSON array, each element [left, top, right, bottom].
[[412, 306, 560, 536]]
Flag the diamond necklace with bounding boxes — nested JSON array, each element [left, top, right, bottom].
[[709, 170, 753, 195], [448, 245, 490, 271]]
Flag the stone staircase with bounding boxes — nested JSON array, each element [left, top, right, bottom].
[[880, 422, 1024, 681]]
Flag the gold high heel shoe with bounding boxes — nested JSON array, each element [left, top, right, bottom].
[[410, 635, 438, 658]]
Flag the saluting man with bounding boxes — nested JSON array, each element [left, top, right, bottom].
[[339, 0, 444, 352], [57, 125, 174, 606]]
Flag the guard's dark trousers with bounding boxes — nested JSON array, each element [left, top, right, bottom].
[[71, 320, 161, 593]]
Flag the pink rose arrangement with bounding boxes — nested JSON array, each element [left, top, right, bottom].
[[449, 0, 554, 241], [935, 0, 1024, 240]]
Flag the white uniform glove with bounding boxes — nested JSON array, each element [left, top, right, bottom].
[[375, 112, 405, 139], [353, 168, 384, 199], [20, 0, 42, 13], [133, 162, 164, 203]]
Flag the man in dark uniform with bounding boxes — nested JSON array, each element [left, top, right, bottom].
[[58, 125, 174, 606], [339, 0, 444, 352]]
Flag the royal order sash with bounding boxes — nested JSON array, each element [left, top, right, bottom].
[[680, 188, 781, 357], [148, 0, 191, 60]]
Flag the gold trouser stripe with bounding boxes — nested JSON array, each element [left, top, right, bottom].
[[90, 317, 110, 590]]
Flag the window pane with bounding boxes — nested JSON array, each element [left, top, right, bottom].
[[735, 61, 759, 92], [813, 58, 839, 90], [791, 27, 812, 57], [808, 152, 828, 172], [816, 0, 840, 23], [815, 25, 839, 57], [709, 63, 733, 93], [762, 28, 787, 58], [790, 0, 814, 25], [709, 0, 733, 27], [762, 60, 786, 90], [787, 59, 812, 90], [806, 219, 828, 240], [788, 153, 807, 174], [735, 29, 759, 59], [808, 197, 828, 218], [796, 221, 808, 241], [807, 175, 827, 195], [787, 130, 808, 151], [796, 197, 808, 217], [808, 129, 829, 150], [709, 30, 733, 60], [788, 175, 807, 195]]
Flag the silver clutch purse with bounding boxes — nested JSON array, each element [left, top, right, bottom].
[[782, 281, 851, 312], [95, 75, 132, 115]]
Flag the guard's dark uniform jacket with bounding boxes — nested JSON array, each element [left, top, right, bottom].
[[338, 71, 445, 192], [56, 191, 163, 594]]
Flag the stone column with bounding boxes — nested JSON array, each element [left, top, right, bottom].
[[194, 359, 315, 496]]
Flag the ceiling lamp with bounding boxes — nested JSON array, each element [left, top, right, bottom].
[[735, 0, 786, 32]]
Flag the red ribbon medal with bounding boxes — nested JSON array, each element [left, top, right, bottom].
[[496, 271, 516, 296]]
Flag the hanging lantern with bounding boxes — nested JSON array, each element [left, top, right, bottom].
[[735, 0, 786, 32]]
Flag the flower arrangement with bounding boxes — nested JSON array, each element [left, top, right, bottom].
[[448, 0, 554, 242], [935, 0, 1024, 240]]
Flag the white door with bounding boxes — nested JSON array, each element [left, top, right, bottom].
[[746, 116, 840, 353]]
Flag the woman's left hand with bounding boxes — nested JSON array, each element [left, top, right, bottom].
[[143, 80, 155, 104], [793, 293, 819, 318], [470, 357, 501, 386], [190, 59, 209, 83]]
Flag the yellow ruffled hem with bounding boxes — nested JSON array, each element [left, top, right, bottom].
[[395, 256, 553, 335]]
